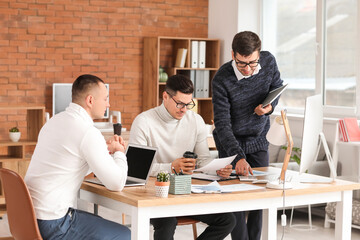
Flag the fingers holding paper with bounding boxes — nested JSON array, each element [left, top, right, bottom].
[[235, 159, 253, 176], [216, 164, 233, 178]]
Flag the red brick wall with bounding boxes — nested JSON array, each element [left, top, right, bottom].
[[0, 0, 208, 139]]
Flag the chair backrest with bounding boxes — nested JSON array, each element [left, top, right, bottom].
[[0, 168, 42, 240]]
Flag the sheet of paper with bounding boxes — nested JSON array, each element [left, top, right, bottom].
[[231, 169, 268, 176], [195, 155, 236, 175], [191, 184, 221, 193], [191, 181, 264, 193]]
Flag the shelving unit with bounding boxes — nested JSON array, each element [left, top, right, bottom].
[[143, 36, 220, 124], [0, 106, 45, 207]]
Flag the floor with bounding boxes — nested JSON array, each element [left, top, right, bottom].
[[1, 206, 360, 239]]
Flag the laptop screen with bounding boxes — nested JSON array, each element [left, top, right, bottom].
[[126, 144, 156, 180]]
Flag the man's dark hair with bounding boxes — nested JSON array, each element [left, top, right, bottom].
[[72, 74, 104, 102], [232, 31, 261, 57], [165, 74, 194, 96]]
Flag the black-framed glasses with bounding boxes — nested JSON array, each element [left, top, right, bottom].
[[168, 93, 196, 110], [234, 58, 259, 68]]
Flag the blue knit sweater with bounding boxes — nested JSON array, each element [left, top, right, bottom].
[[212, 51, 283, 166]]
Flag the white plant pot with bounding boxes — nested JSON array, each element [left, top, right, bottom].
[[155, 184, 170, 198], [9, 132, 21, 142]]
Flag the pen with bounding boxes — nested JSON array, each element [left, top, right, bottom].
[[180, 168, 184, 175], [172, 167, 178, 175]]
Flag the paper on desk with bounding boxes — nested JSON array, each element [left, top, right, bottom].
[[195, 155, 236, 175], [231, 169, 268, 176], [191, 181, 264, 193]]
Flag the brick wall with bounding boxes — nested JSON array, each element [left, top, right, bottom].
[[0, 0, 208, 139]]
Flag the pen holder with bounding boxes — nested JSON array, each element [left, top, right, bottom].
[[169, 174, 191, 195]]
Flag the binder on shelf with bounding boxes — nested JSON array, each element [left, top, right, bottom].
[[190, 70, 196, 98], [203, 70, 209, 98], [195, 70, 204, 98], [191, 41, 199, 68], [198, 41, 206, 68], [175, 48, 187, 68]]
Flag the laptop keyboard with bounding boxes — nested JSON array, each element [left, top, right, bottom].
[[126, 180, 139, 185]]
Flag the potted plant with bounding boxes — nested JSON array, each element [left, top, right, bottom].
[[9, 127, 21, 142], [155, 171, 170, 198]]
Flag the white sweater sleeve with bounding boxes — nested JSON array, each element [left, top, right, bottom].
[[81, 127, 128, 191], [129, 115, 172, 176]]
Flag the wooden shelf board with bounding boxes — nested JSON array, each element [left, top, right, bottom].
[[0, 157, 29, 162], [0, 141, 37, 146]]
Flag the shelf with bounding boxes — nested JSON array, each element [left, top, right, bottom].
[[0, 106, 44, 205], [0, 141, 37, 146], [143, 36, 220, 125]]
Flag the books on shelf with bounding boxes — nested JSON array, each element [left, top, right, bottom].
[[175, 48, 187, 68], [339, 118, 360, 142]]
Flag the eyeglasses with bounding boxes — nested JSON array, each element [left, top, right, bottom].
[[168, 93, 196, 110], [234, 58, 259, 68]]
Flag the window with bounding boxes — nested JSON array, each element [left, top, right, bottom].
[[324, 0, 357, 108], [262, 0, 358, 116]]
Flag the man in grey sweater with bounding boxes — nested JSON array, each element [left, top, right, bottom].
[[129, 74, 235, 240], [212, 31, 283, 240]]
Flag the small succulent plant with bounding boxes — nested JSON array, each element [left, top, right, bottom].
[[9, 127, 19, 132], [156, 171, 170, 182]]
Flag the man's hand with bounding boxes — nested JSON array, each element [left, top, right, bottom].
[[171, 158, 196, 174], [216, 164, 233, 178], [107, 135, 126, 153], [235, 159, 253, 176], [254, 104, 272, 116]]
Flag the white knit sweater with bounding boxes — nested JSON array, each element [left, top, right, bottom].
[[25, 103, 127, 220], [129, 103, 211, 176]]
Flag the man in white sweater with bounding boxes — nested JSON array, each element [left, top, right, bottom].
[[129, 74, 235, 240], [25, 74, 130, 240]]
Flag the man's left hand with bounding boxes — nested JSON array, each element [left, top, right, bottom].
[[216, 164, 233, 178], [254, 104, 272, 116]]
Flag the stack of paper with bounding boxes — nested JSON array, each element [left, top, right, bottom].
[[339, 118, 360, 142]]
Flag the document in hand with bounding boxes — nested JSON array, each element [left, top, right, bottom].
[[261, 84, 288, 107], [192, 155, 236, 181], [194, 155, 236, 174]]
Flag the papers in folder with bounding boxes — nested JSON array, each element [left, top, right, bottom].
[[192, 155, 236, 181], [191, 181, 264, 193]]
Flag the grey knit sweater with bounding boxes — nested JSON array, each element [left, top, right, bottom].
[[212, 51, 283, 166]]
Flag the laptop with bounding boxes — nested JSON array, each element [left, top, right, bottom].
[[86, 143, 157, 187]]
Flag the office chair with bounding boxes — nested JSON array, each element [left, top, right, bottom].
[[176, 216, 199, 240], [0, 168, 42, 240], [121, 214, 199, 240]]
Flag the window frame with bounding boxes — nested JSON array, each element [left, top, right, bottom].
[[261, 0, 360, 118]]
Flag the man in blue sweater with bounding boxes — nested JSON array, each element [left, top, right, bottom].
[[212, 31, 283, 240]]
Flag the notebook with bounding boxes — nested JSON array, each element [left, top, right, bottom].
[[86, 143, 157, 187], [261, 84, 288, 107]]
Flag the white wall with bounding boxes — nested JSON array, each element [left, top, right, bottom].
[[208, 0, 261, 65]]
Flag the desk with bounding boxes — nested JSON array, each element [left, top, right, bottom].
[[79, 167, 360, 240]]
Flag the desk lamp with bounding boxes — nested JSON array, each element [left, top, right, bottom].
[[266, 110, 294, 189]]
